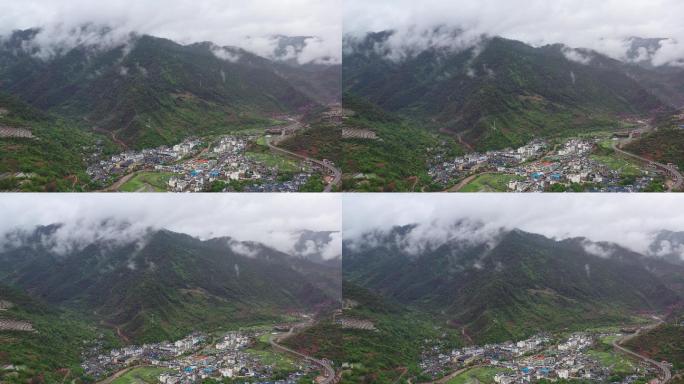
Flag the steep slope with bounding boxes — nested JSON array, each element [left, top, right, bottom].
[[340, 94, 459, 192], [0, 92, 109, 191], [0, 284, 118, 383], [344, 32, 671, 150], [0, 30, 318, 148], [275, 63, 341, 105], [624, 127, 684, 170], [344, 224, 684, 343], [283, 281, 459, 384], [622, 318, 684, 372], [0, 224, 341, 343]]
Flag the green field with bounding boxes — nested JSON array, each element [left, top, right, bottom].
[[460, 173, 523, 192], [246, 347, 296, 371], [588, 335, 637, 375], [245, 333, 297, 375], [245, 150, 300, 172], [587, 350, 636, 374], [119, 172, 175, 192], [111, 366, 172, 384], [590, 154, 642, 177], [447, 367, 512, 384]]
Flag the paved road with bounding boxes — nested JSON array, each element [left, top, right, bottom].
[[613, 321, 672, 383], [99, 170, 142, 192], [426, 365, 483, 384], [445, 171, 494, 192], [96, 364, 150, 384], [269, 324, 337, 384], [612, 141, 684, 191], [267, 135, 341, 192]]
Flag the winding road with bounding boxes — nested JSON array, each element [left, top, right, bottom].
[[267, 133, 341, 192], [269, 323, 337, 384], [612, 141, 683, 191], [612, 321, 672, 384]]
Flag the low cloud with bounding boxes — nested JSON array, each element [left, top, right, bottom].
[[0, 194, 340, 257], [345, 219, 503, 260], [211, 45, 241, 63], [344, 0, 684, 66], [581, 240, 615, 258], [562, 47, 594, 65], [0, 0, 341, 64], [343, 194, 684, 258]]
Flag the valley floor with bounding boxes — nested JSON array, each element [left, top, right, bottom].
[[432, 124, 677, 192], [86, 319, 330, 384], [88, 116, 340, 193], [419, 319, 671, 384]]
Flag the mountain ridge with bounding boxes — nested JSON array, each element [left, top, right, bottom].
[[344, 223, 684, 343], [0, 224, 341, 343], [343, 31, 677, 150]]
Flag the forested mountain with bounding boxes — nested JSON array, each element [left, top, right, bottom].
[[343, 31, 677, 150], [0, 29, 336, 148], [0, 223, 341, 343], [344, 223, 684, 343]]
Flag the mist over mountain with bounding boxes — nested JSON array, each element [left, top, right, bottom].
[[344, 0, 684, 68], [344, 30, 676, 150], [344, 222, 684, 342], [0, 1, 342, 65], [0, 222, 341, 342], [0, 27, 342, 148]]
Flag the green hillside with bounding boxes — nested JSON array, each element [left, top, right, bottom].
[[0, 92, 112, 191], [283, 282, 462, 384], [624, 128, 684, 169], [344, 225, 683, 344], [341, 94, 462, 191], [0, 284, 119, 383], [0, 31, 319, 149], [343, 32, 671, 151], [0, 225, 340, 343], [622, 320, 684, 371]]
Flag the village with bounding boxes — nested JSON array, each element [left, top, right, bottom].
[[429, 134, 668, 192], [419, 331, 662, 384], [87, 132, 332, 192], [81, 329, 321, 383]]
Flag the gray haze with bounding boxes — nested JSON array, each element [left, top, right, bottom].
[[344, 0, 684, 66], [0, 0, 341, 64], [0, 194, 341, 259], [343, 194, 684, 258]]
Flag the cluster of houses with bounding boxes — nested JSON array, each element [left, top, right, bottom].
[[505, 138, 661, 192], [88, 133, 324, 192], [86, 138, 203, 184], [429, 140, 548, 186], [421, 332, 658, 384], [430, 136, 664, 192], [420, 334, 551, 378], [82, 329, 318, 384], [81, 333, 206, 378]]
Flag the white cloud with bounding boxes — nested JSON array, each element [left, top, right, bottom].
[[344, 0, 684, 66], [0, 194, 341, 257], [581, 240, 615, 258], [343, 194, 684, 257], [210, 45, 241, 63], [562, 47, 593, 65], [0, 0, 341, 64]]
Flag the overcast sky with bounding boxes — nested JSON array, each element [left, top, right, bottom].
[[0, 194, 341, 257], [0, 0, 341, 63], [344, 0, 684, 66], [343, 194, 684, 256]]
